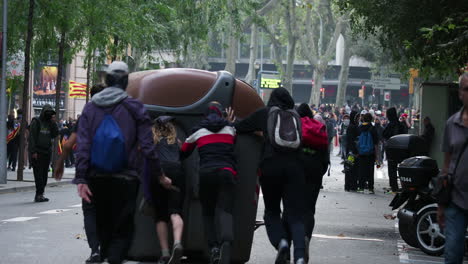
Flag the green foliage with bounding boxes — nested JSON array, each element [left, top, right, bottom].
[[338, 0, 468, 77]]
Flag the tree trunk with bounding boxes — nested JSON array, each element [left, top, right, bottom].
[[245, 24, 258, 85], [85, 54, 91, 103], [224, 33, 238, 75], [284, 39, 296, 95], [310, 67, 325, 106], [17, 0, 35, 181], [335, 34, 351, 108], [52, 30, 66, 170]]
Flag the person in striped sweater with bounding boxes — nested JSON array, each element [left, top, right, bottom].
[[180, 101, 236, 264]]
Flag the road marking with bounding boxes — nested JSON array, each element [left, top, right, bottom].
[[312, 234, 384, 242], [69, 204, 82, 208], [37, 209, 72, 214], [2, 217, 39, 222]]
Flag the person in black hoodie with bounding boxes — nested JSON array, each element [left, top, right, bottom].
[[421, 116, 435, 154], [181, 102, 236, 264], [345, 111, 359, 191], [29, 104, 58, 202], [7, 114, 20, 171], [236, 88, 306, 264], [383, 107, 407, 192], [296, 103, 329, 263], [357, 113, 379, 193]]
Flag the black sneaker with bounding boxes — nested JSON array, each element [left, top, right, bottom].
[[219, 242, 231, 264], [34, 195, 49, 202], [209, 247, 220, 264], [156, 256, 169, 264], [275, 239, 289, 264], [85, 252, 102, 263], [168, 243, 183, 264]]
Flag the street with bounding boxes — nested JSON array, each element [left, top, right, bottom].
[[0, 152, 463, 264]]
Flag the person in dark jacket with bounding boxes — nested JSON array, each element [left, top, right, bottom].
[[296, 103, 329, 263], [374, 117, 384, 166], [29, 104, 58, 202], [383, 107, 407, 192], [357, 113, 379, 193], [180, 102, 236, 264], [74, 61, 164, 264], [7, 114, 20, 171], [345, 111, 359, 191], [421, 116, 435, 154], [236, 88, 306, 264]]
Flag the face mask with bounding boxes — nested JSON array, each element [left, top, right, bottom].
[[343, 120, 350, 126]]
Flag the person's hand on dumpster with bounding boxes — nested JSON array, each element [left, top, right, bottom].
[[159, 175, 173, 190], [78, 184, 93, 203], [226, 107, 236, 123]]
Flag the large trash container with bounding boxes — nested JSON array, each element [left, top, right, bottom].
[[126, 69, 265, 263]]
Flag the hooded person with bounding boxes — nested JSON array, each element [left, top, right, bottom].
[[180, 101, 236, 264], [382, 107, 407, 192], [29, 104, 59, 202], [344, 111, 359, 192], [74, 61, 164, 264], [236, 88, 307, 264], [356, 113, 379, 193]]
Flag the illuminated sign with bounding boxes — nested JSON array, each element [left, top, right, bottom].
[[260, 73, 281, 89]]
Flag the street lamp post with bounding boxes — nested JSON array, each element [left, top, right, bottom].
[[0, 0, 8, 184]]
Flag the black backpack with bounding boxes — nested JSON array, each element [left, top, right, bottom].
[[267, 106, 302, 151]]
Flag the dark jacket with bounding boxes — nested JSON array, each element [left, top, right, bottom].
[[235, 87, 298, 162], [383, 107, 406, 140], [346, 111, 359, 155], [181, 102, 236, 170], [374, 123, 384, 142], [74, 87, 162, 184], [28, 104, 59, 155], [422, 123, 435, 149]]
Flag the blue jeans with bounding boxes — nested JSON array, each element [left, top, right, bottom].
[[444, 203, 468, 264]]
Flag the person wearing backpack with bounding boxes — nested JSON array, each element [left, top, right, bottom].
[[383, 107, 407, 193], [357, 113, 379, 194], [29, 104, 59, 202], [74, 61, 164, 264], [296, 103, 329, 263], [236, 88, 306, 264], [180, 102, 237, 264]]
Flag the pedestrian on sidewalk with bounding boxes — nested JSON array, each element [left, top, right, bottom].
[[181, 102, 237, 264], [7, 113, 20, 171], [236, 88, 306, 264], [54, 84, 106, 264], [338, 114, 350, 161], [383, 107, 407, 193], [421, 116, 435, 154], [29, 104, 58, 202], [357, 113, 379, 194], [149, 116, 185, 264], [74, 61, 164, 264], [438, 73, 468, 264], [345, 111, 359, 192], [374, 117, 384, 166]]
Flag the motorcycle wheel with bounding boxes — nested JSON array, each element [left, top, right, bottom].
[[416, 207, 445, 256], [398, 217, 419, 248]]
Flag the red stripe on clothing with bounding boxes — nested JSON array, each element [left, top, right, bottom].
[[219, 167, 237, 176], [196, 134, 235, 148], [181, 142, 196, 153]]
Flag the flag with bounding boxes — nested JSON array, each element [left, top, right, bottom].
[[69, 81, 88, 98], [7, 125, 20, 143]]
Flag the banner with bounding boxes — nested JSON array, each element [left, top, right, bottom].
[[69, 81, 88, 98], [33, 64, 65, 111]]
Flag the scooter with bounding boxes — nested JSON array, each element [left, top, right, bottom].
[[389, 156, 468, 256]]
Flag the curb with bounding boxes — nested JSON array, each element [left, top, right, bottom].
[[0, 180, 73, 195]]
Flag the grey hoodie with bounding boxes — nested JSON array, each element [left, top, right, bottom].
[[91, 87, 128, 107]]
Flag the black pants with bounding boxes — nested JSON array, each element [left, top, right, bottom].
[[261, 156, 306, 262], [358, 155, 375, 190], [32, 153, 51, 196], [344, 158, 358, 191], [65, 151, 75, 167], [7, 142, 19, 169], [152, 162, 185, 222], [388, 160, 399, 192], [90, 177, 139, 264], [199, 168, 237, 249], [83, 198, 99, 253]]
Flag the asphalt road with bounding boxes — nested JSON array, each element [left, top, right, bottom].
[[0, 152, 453, 264]]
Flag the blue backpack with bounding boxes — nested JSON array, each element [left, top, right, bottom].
[[90, 114, 127, 173], [358, 130, 374, 155]]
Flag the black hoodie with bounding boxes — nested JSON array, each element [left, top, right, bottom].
[[235, 87, 299, 161], [297, 103, 314, 118], [383, 107, 406, 140], [346, 111, 359, 154], [29, 104, 59, 154]]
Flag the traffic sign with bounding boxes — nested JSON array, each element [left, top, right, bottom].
[[384, 92, 391, 102], [372, 76, 401, 90], [259, 73, 281, 89]]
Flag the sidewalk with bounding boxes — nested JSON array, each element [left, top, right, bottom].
[[0, 168, 75, 194]]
